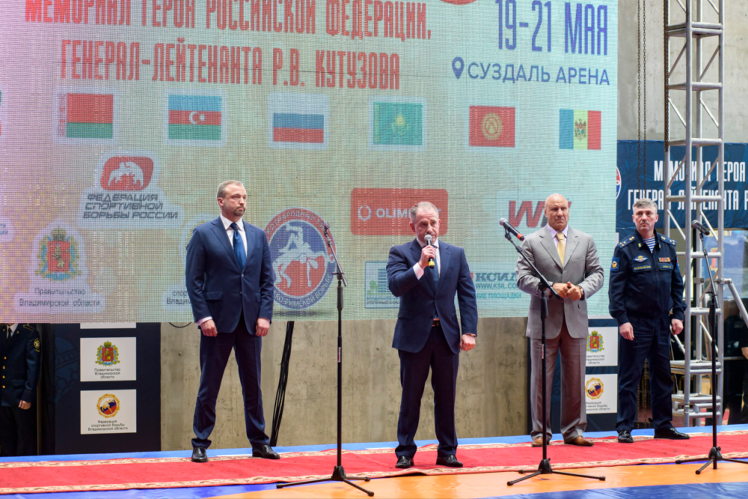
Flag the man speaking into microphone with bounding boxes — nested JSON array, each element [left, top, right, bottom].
[[386, 201, 478, 469], [516, 193, 604, 447]]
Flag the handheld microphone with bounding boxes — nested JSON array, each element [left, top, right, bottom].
[[425, 234, 436, 268], [499, 218, 525, 241], [692, 220, 711, 236]]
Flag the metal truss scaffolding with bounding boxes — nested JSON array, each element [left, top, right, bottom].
[[663, 0, 732, 426]]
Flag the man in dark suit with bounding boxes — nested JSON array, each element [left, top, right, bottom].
[[186, 180, 278, 462], [386, 201, 478, 469], [0, 323, 41, 456]]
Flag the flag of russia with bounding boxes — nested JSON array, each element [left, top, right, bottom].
[[272, 113, 325, 144]]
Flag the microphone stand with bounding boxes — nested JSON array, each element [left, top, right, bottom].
[[503, 227, 605, 486], [675, 230, 748, 474], [277, 223, 374, 496]]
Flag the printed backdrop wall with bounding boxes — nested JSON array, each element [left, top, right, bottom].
[[0, 0, 618, 322]]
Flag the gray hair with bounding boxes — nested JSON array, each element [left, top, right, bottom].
[[632, 197, 657, 211], [410, 201, 439, 223], [217, 180, 244, 199]]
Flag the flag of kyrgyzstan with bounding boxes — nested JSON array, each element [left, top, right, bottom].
[[469, 106, 515, 148]]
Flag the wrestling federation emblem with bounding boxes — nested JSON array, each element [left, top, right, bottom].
[[585, 378, 603, 399], [265, 208, 335, 310], [97, 393, 120, 418]]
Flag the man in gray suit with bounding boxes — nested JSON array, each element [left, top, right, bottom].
[[516, 194, 604, 447]]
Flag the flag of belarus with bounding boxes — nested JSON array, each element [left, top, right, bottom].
[[469, 106, 515, 148], [559, 109, 601, 150], [168, 95, 222, 141], [62, 93, 114, 139]]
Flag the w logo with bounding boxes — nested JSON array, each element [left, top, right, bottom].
[[507, 200, 572, 228]]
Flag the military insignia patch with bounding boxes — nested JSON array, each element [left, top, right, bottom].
[[659, 257, 671, 263], [633, 255, 648, 263], [618, 236, 635, 248], [611, 257, 620, 271], [33, 338, 41, 352]]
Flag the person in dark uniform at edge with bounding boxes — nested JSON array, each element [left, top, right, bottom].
[[0, 324, 41, 456], [609, 198, 690, 443], [723, 300, 748, 424]]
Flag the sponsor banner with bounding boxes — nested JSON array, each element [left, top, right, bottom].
[[265, 208, 335, 311], [617, 140, 748, 232], [0, 216, 13, 242], [369, 97, 427, 151], [164, 91, 226, 146], [80, 337, 136, 382], [80, 389, 136, 434], [585, 327, 618, 367], [364, 262, 398, 309], [268, 93, 329, 150], [54, 88, 118, 144], [585, 373, 617, 414], [77, 151, 183, 228], [0, 85, 6, 143], [162, 284, 192, 311], [162, 214, 214, 311], [15, 221, 104, 314], [351, 188, 449, 236], [469, 263, 525, 309]]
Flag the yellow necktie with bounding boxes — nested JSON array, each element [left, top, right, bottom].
[[556, 233, 566, 265]]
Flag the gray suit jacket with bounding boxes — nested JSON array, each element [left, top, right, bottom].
[[516, 226, 604, 339]]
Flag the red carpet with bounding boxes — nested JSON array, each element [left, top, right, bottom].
[[1, 432, 747, 494]]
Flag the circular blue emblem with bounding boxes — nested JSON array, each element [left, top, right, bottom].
[[616, 167, 622, 199], [265, 208, 335, 310]]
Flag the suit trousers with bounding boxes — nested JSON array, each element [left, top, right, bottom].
[[396, 324, 459, 459], [530, 320, 587, 442], [616, 318, 674, 432], [0, 405, 37, 456], [192, 315, 268, 449]]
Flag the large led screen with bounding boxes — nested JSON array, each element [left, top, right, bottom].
[[0, 0, 618, 322]]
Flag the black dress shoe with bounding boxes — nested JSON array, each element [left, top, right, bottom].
[[191, 446, 208, 463], [654, 427, 690, 440], [436, 455, 463, 468], [617, 430, 634, 443], [395, 456, 413, 469], [252, 444, 281, 459]]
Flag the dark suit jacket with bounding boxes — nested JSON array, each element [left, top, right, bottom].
[[387, 239, 478, 354], [0, 324, 41, 406], [186, 218, 274, 334]]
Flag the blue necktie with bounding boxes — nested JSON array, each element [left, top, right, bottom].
[[431, 249, 440, 288], [230, 222, 246, 270]]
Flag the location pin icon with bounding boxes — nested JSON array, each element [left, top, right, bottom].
[[452, 57, 464, 79]]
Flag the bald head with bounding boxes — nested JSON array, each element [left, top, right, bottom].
[[544, 193, 569, 231]]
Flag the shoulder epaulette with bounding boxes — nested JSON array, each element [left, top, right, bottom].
[[22, 324, 35, 331], [661, 236, 677, 246], [618, 236, 635, 248]]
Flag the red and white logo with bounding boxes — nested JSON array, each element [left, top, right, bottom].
[[101, 156, 154, 191], [351, 188, 449, 236]]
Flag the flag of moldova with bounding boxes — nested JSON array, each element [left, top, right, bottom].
[[559, 109, 601, 150]]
